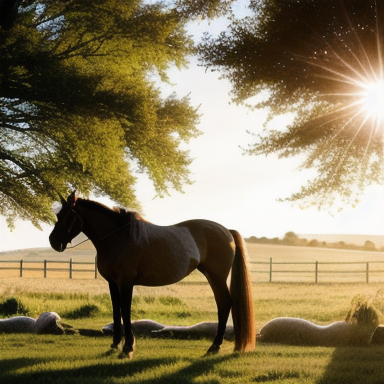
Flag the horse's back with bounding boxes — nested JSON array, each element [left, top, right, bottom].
[[133, 219, 235, 286], [176, 217, 233, 243], [175, 219, 236, 272]]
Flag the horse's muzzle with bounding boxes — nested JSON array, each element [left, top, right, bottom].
[[49, 239, 66, 253], [49, 231, 67, 253]]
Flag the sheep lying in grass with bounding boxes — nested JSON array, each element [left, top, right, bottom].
[[0, 312, 63, 334], [257, 317, 376, 346], [257, 294, 383, 346], [102, 319, 234, 341]]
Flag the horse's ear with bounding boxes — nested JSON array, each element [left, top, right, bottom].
[[59, 193, 67, 206], [67, 190, 77, 206]]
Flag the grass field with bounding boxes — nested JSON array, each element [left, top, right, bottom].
[[1, 278, 384, 383], [1, 243, 384, 383]]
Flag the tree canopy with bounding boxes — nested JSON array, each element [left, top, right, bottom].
[[0, 0, 232, 228], [198, 0, 384, 209]]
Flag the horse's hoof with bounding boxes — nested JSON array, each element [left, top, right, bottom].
[[119, 351, 134, 359], [204, 344, 220, 356], [110, 343, 119, 349]]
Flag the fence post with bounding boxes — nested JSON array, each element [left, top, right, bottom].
[[20, 260, 23, 277], [269, 257, 273, 282], [366, 262, 369, 284], [69, 258, 72, 279], [315, 261, 318, 284], [44, 260, 47, 278], [94, 255, 97, 279]]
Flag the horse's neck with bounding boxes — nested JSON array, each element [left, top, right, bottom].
[[76, 204, 120, 245]]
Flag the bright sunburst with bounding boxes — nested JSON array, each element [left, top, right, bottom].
[[361, 79, 384, 121], [304, 16, 384, 143], [295, 5, 384, 201]]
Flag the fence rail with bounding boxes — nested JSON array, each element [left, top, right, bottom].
[[1, 257, 384, 283], [251, 258, 384, 283], [0, 258, 98, 279]]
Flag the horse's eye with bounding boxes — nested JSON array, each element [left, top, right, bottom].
[[52, 201, 62, 215]]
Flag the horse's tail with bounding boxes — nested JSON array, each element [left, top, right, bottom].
[[229, 229, 256, 352]]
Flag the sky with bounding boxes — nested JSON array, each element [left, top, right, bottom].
[[1, 3, 384, 252]]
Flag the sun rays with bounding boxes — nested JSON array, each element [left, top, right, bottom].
[[302, 6, 384, 163], [307, 47, 384, 141], [285, 5, 384, 208]]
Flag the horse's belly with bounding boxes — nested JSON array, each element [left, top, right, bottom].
[[134, 228, 201, 286], [135, 254, 200, 286]]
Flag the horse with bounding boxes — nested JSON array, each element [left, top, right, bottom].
[[49, 191, 256, 358]]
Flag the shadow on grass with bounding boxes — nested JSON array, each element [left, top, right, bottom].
[[1, 352, 233, 384], [317, 346, 384, 384], [137, 354, 233, 384]]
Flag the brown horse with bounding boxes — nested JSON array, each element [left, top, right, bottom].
[[49, 192, 255, 358]]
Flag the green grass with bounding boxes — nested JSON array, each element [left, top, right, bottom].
[[1, 280, 384, 383], [1, 334, 384, 384]]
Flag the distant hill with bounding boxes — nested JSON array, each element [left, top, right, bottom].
[[65, 233, 384, 250], [0, 232, 95, 258], [300, 234, 384, 248]]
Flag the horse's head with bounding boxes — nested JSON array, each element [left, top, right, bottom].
[[49, 191, 84, 252]]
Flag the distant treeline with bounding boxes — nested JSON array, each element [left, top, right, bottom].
[[245, 232, 384, 252]]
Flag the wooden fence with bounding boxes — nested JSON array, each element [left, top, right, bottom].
[[251, 258, 384, 283], [0, 258, 98, 279], [1, 257, 384, 283]]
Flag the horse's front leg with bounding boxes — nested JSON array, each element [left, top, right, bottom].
[[108, 281, 122, 349], [120, 282, 135, 358]]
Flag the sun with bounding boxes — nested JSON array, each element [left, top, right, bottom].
[[306, 43, 384, 140], [361, 79, 384, 122]]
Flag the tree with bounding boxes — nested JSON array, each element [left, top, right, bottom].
[[308, 239, 319, 247], [0, 0, 22, 30], [1, 0, 231, 228], [363, 240, 376, 250], [283, 231, 299, 245], [198, 0, 384, 209]]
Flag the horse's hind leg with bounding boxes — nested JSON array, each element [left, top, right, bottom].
[[202, 270, 232, 355], [109, 281, 122, 349]]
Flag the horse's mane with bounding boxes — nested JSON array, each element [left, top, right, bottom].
[[76, 198, 148, 244]]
